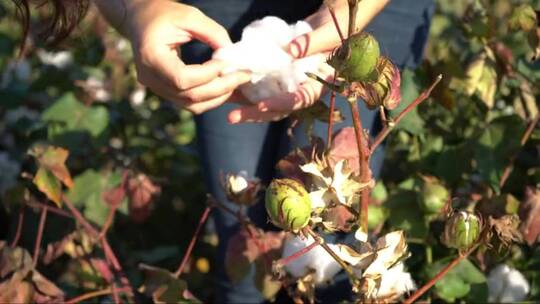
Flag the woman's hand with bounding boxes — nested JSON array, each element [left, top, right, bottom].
[[122, 0, 250, 114], [227, 0, 390, 123], [228, 60, 334, 123]]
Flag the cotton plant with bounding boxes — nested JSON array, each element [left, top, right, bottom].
[[204, 1, 534, 303]]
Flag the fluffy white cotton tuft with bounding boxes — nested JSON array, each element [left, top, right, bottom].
[[213, 16, 325, 102], [282, 234, 341, 285], [487, 264, 530, 303]]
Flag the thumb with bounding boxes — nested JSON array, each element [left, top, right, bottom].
[[186, 12, 232, 49]]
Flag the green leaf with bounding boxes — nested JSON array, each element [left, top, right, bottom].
[[434, 143, 472, 185], [474, 115, 526, 193], [464, 50, 497, 108], [33, 167, 62, 207], [509, 4, 537, 32], [386, 190, 427, 238], [67, 169, 123, 226], [42, 93, 109, 138], [426, 258, 486, 302], [390, 69, 425, 134]]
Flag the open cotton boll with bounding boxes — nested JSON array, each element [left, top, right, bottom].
[[487, 264, 530, 303], [282, 235, 341, 285], [241, 16, 312, 48], [212, 16, 324, 103], [375, 262, 416, 299]]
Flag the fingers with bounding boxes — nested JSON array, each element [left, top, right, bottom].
[[139, 47, 227, 91], [228, 79, 322, 123], [183, 8, 232, 49], [141, 67, 249, 112], [228, 106, 288, 123], [179, 71, 251, 102]]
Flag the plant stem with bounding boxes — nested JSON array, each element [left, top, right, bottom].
[[348, 95, 370, 233], [327, 71, 339, 149], [275, 236, 322, 268], [305, 227, 357, 280], [65, 286, 131, 304], [499, 113, 539, 188], [370, 75, 442, 154], [403, 244, 479, 304], [63, 195, 135, 299], [347, 0, 359, 37], [27, 200, 73, 218], [174, 206, 212, 278], [99, 204, 119, 240], [32, 207, 48, 267], [10, 205, 25, 248], [325, 2, 345, 42]]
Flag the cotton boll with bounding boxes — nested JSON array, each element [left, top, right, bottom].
[[375, 262, 416, 299], [282, 235, 341, 285], [487, 264, 530, 303], [241, 16, 294, 47], [213, 16, 325, 103]]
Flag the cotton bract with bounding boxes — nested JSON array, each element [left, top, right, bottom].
[[213, 16, 325, 102]]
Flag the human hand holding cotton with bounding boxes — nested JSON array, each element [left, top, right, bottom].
[[213, 16, 327, 103]]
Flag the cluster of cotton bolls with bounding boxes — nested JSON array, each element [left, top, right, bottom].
[[213, 16, 326, 102]]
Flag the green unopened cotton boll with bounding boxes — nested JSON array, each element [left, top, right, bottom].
[[418, 182, 449, 214], [265, 178, 312, 232], [442, 211, 481, 250], [328, 32, 380, 82]]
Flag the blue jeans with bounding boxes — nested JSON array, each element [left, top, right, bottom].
[[181, 0, 435, 302]]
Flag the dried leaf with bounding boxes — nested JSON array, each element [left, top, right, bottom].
[[519, 187, 540, 246], [328, 127, 365, 175], [320, 204, 356, 232], [138, 264, 197, 303], [127, 174, 161, 208], [225, 226, 285, 287], [33, 167, 62, 207]]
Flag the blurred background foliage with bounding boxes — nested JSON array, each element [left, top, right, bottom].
[[0, 0, 539, 302]]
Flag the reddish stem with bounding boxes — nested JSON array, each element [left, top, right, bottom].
[[305, 227, 356, 278], [404, 253, 467, 303], [63, 195, 134, 298], [347, 0, 359, 37], [174, 206, 212, 277], [111, 283, 120, 304], [10, 205, 25, 248], [99, 204, 119, 240], [348, 97, 370, 233], [370, 75, 442, 154], [499, 113, 539, 188], [65, 286, 131, 304], [325, 4, 345, 42], [327, 78, 338, 149], [27, 201, 73, 218], [32, 207, 48, 267], [275, 237, 321, 267]]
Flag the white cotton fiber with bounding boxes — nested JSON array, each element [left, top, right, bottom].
[[212, 16, 325, 102], [282, 235, 342, 285]]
